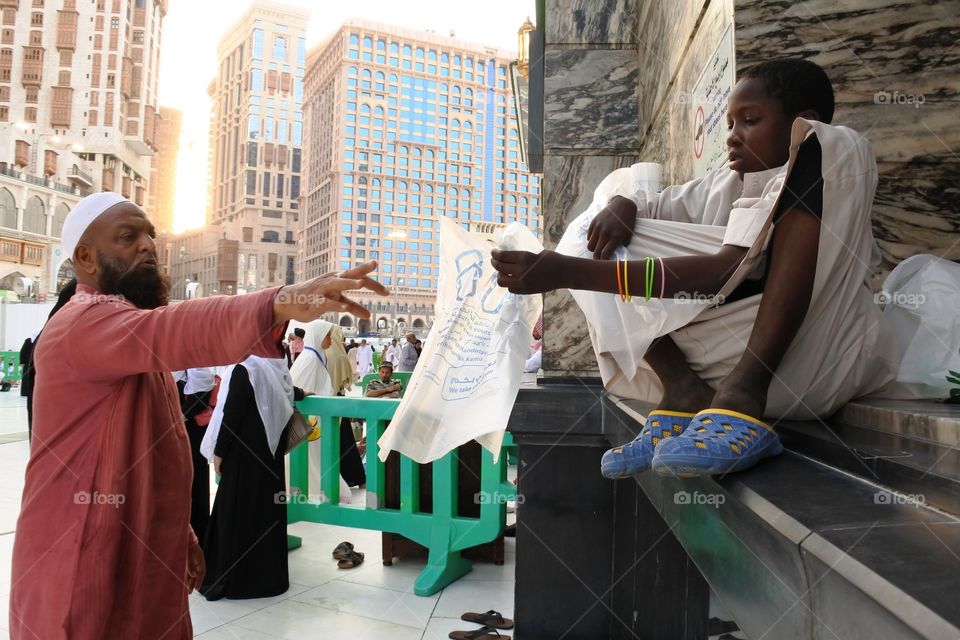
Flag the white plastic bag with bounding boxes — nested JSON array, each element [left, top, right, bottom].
[[880, 254, 960, 401], [377, 217, 543, 463]]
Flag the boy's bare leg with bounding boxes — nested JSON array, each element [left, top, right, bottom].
[[644, 335, 715, 413], [710, 208, 821, 418]]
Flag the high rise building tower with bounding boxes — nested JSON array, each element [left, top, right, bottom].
[[0, 0, 166, 294], [147, 105, 181, 234], [206, 0, 307, 294], [300, 19, 541, 335]]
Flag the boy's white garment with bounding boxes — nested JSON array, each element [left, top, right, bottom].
[[556, 118, 900, 419]]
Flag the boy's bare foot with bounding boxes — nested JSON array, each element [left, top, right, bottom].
[[709, 377, 767, 419], [658, 375, 715, 414]]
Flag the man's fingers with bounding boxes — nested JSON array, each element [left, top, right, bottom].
[[335, 295, 371, 318], [339, 260, 378, 279], [357, 275, 389, 296]]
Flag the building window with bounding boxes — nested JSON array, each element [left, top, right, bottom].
[[242, 227, 253, 242], [110, 16, 119, 29], [252, 29, 264, 57], [273, 36, 286, 61], [0, 188, 15, 229], [296, 37, 306, 66], [23, 107, 37, 123], [246, 141, 257, 166], [52, 202, 69, 237], [245, 170, 256, 195], [263, 230, 279, 242], [23, 196, 45, 234]]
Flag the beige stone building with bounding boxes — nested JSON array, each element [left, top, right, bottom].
[[205, 0, 307, 295], [146, 105, 180, 234], [0, 0, 166, 295], [300, 19, 541, 336]]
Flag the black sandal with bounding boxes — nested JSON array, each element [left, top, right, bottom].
[[332, 541, 354, 560], [337, 549, 365, 569], [460, 610, 514, 630], [449, 626, 511, 640]]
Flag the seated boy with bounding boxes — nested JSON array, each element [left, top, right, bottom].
[[491, 58, 900, 478]]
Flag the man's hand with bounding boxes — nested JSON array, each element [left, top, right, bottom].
[[491, 249, 569, 294], [587, 195, 638, 260], [213, 455, 222, 477], [186, 539, 206, 593], [274, 261, 389, 323]]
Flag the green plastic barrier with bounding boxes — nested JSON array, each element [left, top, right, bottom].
[[357, 371, 413, 397], [0, 351, 22, 381], [288, 395, 517, 596]]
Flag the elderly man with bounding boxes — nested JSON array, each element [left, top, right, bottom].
[[397, 332, 419, 372], [9, 192, 387, 639]]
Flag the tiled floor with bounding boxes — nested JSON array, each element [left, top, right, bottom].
[[0, 393, 515, 639]]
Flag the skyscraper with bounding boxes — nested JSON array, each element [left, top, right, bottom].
[[206, 0, 307, 294], [0, 0, 166, 294], [147, 105, 181, 234], [300, 19, 541, 335]]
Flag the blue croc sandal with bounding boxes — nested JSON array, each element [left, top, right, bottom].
[[651, 409, 783, 477], [600, 410, 696, 479]]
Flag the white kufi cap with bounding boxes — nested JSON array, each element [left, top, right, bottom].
[[62, 191, 130, 259]]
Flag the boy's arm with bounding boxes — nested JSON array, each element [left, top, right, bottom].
[[587, 168, 720, 259], [492, 244, 747, 298]]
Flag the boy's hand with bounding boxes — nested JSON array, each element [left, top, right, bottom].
[[491, 250, 567, 294], [587, 196, 638, 260]]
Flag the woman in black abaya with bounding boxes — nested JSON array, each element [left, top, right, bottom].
[[199, 355, 303, 600]]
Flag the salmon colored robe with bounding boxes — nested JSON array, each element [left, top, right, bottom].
[[10, 284, 284, 639]]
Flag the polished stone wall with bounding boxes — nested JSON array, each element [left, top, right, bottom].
[[734, 0, 960, 266], [539, 0, 959, 376]]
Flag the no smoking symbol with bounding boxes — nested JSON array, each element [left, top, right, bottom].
[[693, 106, 705, 160]]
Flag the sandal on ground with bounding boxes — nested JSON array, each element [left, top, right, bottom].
[[461, 610, 514, 630], [337, 549, 365, 569], [600, 410, 696, 479], [449, 626, 511, 640], [652, 409, 783, 477], [332, 541, 354, 560]]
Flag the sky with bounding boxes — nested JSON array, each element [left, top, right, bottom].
[[158, 0, 535, 232]]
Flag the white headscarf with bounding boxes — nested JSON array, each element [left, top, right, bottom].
[[61, 191, 130, 258], [200, 356, 294, 462], [183, 367, 217, 395], [289, 319, 335, 396]]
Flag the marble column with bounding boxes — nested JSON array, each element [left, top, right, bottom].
[[540, 0, 640, 378]]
